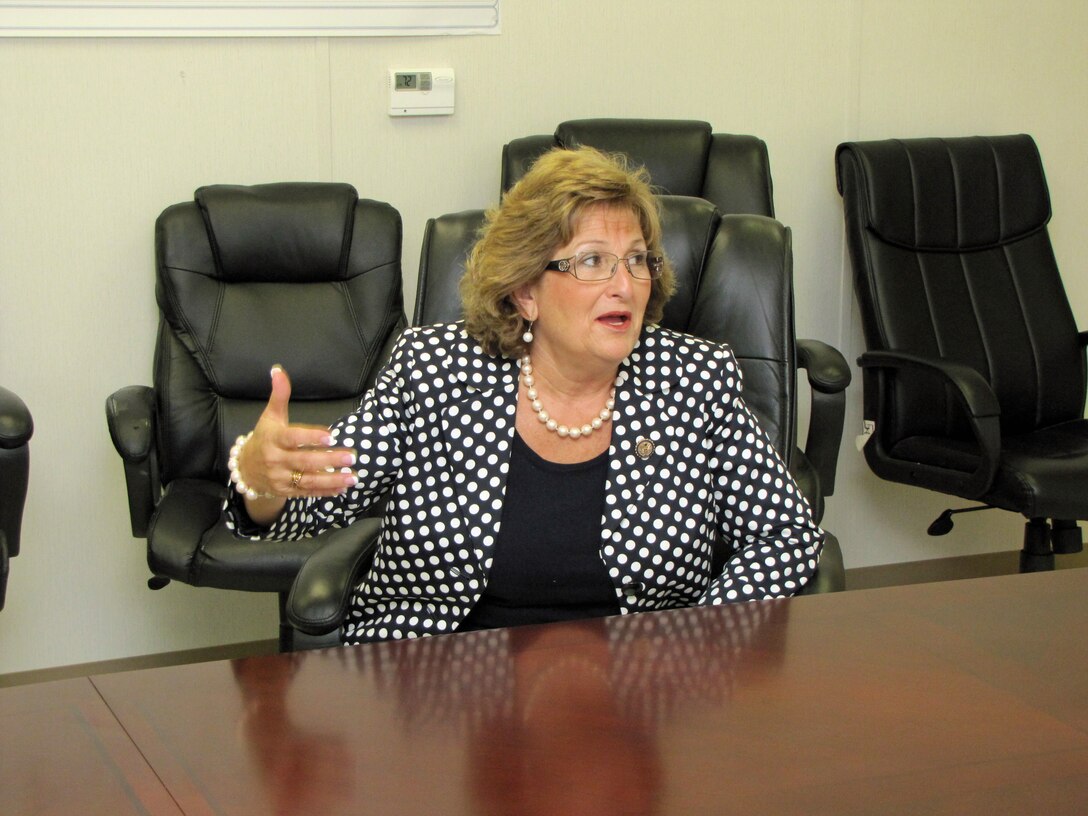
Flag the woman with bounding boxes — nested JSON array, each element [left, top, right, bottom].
[[226, 146, 824, 644]]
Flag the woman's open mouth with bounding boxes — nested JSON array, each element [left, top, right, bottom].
[[597, 311, 632, 329]]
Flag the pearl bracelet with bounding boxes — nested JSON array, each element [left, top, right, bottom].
[[228, 432, 274, 500]]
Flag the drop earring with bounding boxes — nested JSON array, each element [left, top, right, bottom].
[[522, 320, 534, 344]]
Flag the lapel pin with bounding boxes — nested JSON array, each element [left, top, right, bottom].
[[636, 438, 655, 460]]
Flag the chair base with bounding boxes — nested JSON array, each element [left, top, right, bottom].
[[934, 513, 1081, 573], [1020, 518, 1056, 573], [1051, 519, 1084, 554], [1019, 550, 1055, 573]]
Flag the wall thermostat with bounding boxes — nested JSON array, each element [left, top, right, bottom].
[[388, 68, 455, 117]]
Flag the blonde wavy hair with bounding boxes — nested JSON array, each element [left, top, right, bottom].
[[461, 146, 676, 358]]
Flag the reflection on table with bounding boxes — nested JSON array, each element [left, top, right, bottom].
[[230, 600, 787, 816]]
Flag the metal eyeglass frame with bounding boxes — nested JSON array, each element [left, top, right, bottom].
[[544, 250, 664, 282]]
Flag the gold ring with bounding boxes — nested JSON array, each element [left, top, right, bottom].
[[290, 469, 304, 488]]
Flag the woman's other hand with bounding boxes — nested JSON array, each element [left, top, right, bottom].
[[238, 365, 359, 526]]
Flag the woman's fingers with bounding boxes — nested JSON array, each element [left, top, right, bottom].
[[263, 432, 356, 476], [250, 440, 357, 498], [277, 423, 337, 450], [243, 441, 357, 499], [282, 450, 358, 487], [262, 435, 358, 496], [286, 467, 358, 497]]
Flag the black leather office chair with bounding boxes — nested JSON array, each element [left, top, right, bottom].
[[287, 198, 846, 636], [501, 118, 774, 216], [837, 134, 1088, 571], [106, 182, 405, 647], [0, 385, 32, 611], [500, 119, 849, 522]]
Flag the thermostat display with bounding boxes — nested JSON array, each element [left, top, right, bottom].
[[389, 68, 454, 116], [394, 72, 431, 91]]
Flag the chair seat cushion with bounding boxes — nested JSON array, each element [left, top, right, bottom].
[[148, 479, 322, 592], [891, 419, 1088, 519], [993, 420, 1088, 518]]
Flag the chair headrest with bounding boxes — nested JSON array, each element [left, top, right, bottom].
[[555, 119, 713, 196], [654, 195, 721, 330], [836, 135, 1051, 251], [195, 182, 359, 282]]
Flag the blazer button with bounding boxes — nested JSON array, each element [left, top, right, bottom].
[[622, 580, 645, 597]]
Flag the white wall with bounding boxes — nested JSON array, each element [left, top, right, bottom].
[[1, 0, 1085, 674]]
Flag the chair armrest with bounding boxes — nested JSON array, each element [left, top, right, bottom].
[[859, 350, 1000, 418], [797, 339, 852, 394], [286, 517, 383, 636], [797, 531, 845, 595], [858, 350, 1001, 498], [0, 386, 33, 450], [0, 530, 8, 610], [106, 386, 155, 461], [0, 389, 32, 564], [795, 339, 851, 496], [105, 386, 158, 538]]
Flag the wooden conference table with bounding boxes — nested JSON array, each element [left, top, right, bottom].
[[4, 568, 1088, 815]]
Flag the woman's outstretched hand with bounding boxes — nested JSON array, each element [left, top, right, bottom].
[[237, 365, 359, 526]]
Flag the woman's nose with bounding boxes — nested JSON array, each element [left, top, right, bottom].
[[606, 260, 635, 296]]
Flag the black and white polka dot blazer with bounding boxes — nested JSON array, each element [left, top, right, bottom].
[[227, 321, 824, 644]]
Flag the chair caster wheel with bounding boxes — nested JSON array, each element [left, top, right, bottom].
[[1018, 551, 1055, 573], [1051, 521, 1083, 555]]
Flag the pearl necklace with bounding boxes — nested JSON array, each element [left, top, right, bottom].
[[519, 355, 616, 440]]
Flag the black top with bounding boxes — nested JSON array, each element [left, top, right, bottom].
[[460, 432, 620, 631]]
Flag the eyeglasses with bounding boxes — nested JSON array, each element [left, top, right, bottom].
[[544, 250, 665, 282]]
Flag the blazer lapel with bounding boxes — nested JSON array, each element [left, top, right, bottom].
[[603, 329, 686, 580], [439, 344, 518, 571]]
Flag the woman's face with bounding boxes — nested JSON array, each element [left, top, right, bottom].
[[515, 203, 651, 377]]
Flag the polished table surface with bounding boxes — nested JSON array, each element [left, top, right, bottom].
[[5, 568, 1088, 815]]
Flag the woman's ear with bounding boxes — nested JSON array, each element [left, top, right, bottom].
[[510, 282, 537, 321]]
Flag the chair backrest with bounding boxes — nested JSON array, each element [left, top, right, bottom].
[[414, 197, 796, 462], [155, 182, 405, 486], [501, 119, 775, 217], [837, 135, 1084, 443]]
